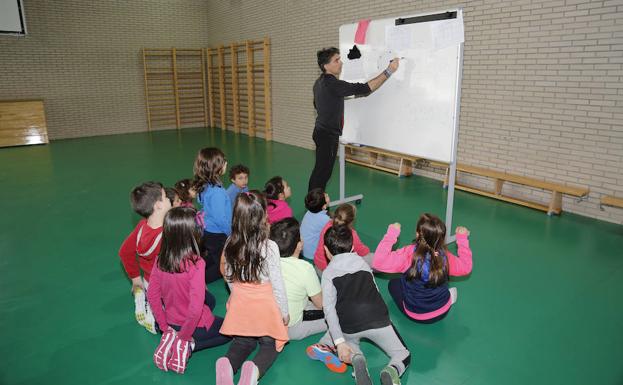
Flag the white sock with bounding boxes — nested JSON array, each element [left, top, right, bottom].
[[449, 287, 458, 304]]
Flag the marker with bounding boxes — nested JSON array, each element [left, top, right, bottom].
[[390, 57, 405, 62]]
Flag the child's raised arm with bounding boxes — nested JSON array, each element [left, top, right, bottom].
[[447, 226, 472, 277], [372, 223, 414, 273]]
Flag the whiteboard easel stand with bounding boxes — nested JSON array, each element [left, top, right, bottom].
[[329, 142, 364, 207], [444, 38, 465, 245]]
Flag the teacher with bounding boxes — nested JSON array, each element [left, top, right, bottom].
[[308, 47, 400, 192]]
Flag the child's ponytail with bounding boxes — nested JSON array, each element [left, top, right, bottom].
[[406, 213, 449, 286], [332, 203, 356, 227]]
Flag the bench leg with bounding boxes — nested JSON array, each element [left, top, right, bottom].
[[494, 179, 504, 196], [548, 191, 562, 215], [398, 158, 412, 177]]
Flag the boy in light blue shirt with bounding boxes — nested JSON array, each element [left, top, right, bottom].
[[225, 164, 249, 205], [301, 188, 330, 260]]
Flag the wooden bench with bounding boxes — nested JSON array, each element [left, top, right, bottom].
[[600, 196, 623, 210], [344, 144, 446, 177], [0, 100, 49, 147], [343, 144, 589, 215], [446, 164, 590, 215]]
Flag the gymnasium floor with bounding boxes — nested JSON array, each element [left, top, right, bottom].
[[1, 127, 621, 385]]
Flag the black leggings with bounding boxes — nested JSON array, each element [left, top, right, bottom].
[[225, 336, 278, 378], [171, 317, 231, 351], [388, 278, 449, 324], [308, 129, 339, 192], [201, 232, 228, 283]]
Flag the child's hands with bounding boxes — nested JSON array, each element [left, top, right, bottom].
[[131, 277, 144, 292], [336, 342, 354, 364], [455, 226, 470, 236], [283, 314, 290, 326], [292, 240, 303, 258], [390, 222, 401, 231]]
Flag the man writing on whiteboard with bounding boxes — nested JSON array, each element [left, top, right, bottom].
[[308, 47, 400, 192]]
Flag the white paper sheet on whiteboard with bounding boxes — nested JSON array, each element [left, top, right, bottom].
[[431, 19, 464, 51], [385, 25, 412, 51]]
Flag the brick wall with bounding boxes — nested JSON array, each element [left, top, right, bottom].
[[205, 0, 623, 224], [0, 0, 210, 139]]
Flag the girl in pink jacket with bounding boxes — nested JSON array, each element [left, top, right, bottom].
[[314, 203, 372, 271], [372, 213, 473, 323], [148, 207, 230, 373]]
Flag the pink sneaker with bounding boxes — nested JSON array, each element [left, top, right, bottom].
[[153, 328, 176, 371], [238, 361, 259, 385], [168, 337, 193, 374], [215, 357, 235, 385]]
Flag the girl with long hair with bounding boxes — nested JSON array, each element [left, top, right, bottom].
[[372, 213, 473, 323], [216, 191, 289, 385], [147, 207, 230, 373]]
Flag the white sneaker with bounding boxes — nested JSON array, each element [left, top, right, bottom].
[[133, 287, 148, 326], [143, 301, 157, 334]]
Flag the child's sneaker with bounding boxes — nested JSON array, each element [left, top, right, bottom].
[[168, 337, 193, 374], [306, 344, 347, 373], [153, 328, 176, 371], [133, 287, 147, 326], [238, 361, 259, 385], [380, 365, 401, 385], [352, 354, 372, 385], [143, 301, 157, 334], [215, 357, 235, 385]]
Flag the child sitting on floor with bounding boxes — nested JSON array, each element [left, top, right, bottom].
[[216, 191, 289, 385], [308, 225, 411, 385], [264, 176, 293, 224], [118, 181, 171, 334], [314, 203, 372, 273], [372, 213, 473, 323], [226, 164, 250, 204], [148, 207, 230, 374], [300, 188, 330, 260], [270, 217, 327, 340]]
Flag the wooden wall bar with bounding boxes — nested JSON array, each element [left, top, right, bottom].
[[142, 39, 271, 138], [142, 48, 208, 130]]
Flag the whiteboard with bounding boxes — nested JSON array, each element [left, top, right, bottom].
[[0, 0, 26, 35], [339, 10, 464, 163]]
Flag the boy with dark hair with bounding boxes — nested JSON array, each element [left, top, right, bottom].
[[307, 225, 411, 385], [119, 181, 172, 334], [270, 218, 327, 340], [226, 164, 250, 204], [300, 188, 331, 259]]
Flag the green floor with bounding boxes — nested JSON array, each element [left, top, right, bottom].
[[1, 127, 622, 385]]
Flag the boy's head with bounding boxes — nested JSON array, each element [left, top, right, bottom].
[[269, 217, 302, 258], [305, 188, 329, 213], [229, 164, 250, 190], [130, 181, 171, 218], [323, 224, 353, 259]]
